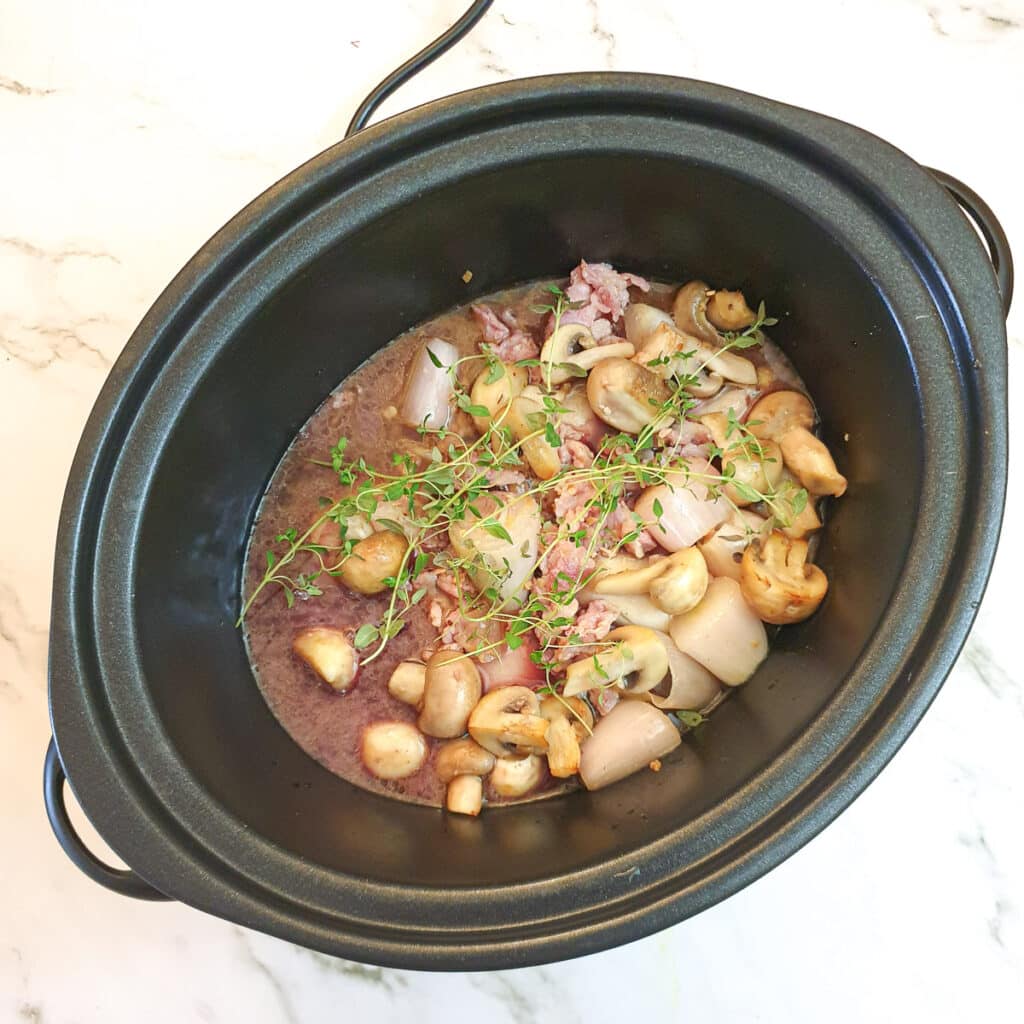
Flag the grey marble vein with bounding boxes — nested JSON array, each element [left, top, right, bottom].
[[1, 321, 115, 371], [232, 930, 299, 1024], [585, 0, 616, 66], [0, 236, 120, 265]]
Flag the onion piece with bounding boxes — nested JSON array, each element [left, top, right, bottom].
[[635, 458, 730, 551], [668, 577, 767, 685], [578, 700, 681, 791], [399, 338, 457, 430]]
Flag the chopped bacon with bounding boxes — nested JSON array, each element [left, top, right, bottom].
[[559, 439, 595, 469], [493, 332, 540, 363], [472, 303, 540, 363], [574, 600, 617, 647], [553, 478, 597, 525], [547, 260, 650, 340], [589, 686, 620, 716], [484, 468, 528, 489]]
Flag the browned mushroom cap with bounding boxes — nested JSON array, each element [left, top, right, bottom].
[[292, 627, 358, 691], [435, 738, 496, 783], [469, 360, 527, 434], [779, 427, 847, 497], [740, 531, 828, 624], [503, 387, 562, 480], [586, 358, 671, 434], [706, 289, 757, 331], [746, 390, 815, 441]]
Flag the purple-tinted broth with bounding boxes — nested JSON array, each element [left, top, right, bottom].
[[242, 279, 807, 808]]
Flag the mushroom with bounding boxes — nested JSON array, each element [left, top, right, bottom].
[[360, 722, 428, 780], [746, 390, 815, 441], [740, 530, 828, 624], [540, 695, 594, 778], [586, 357, 671, 434], [399, 339, 457, 430], [540, 323, 634, 385], [292, 627, 358, 691], [448, 493, 541, 607], [629, 631, 721, 711], [557, 383, 609, 448], [436, 737, 495, 816], [591, 554, 672, 595], [706, 289, 757, 331], [779, 427, 848, 497], [489, 754, 544, 799], [339, 530, 408, 595], [624, 306, 728, 396], [387, 660, 427, 706], [623, 303, 674, 347], [468, 686, 549, 757], [562, 625, 669, 698], [698, 509, 770, 580], [634, 459, 731, 551], [672, 280, 721, 346], [469, 361, 527, 434], [648, 547, 709, 615], [671, 282, 758, 385], [774, 473, 823, 539], [578, 700, 681, 791], [701, 411, 784, 507], [668, 576, 768, 685], [418, 651, 483, 738], [504, 387, 562, 480]]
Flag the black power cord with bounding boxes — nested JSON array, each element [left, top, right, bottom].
[[345, 0, 496, 138]]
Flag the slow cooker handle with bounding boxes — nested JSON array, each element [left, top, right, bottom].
[[928, 167, 1014, 317], [43, 739, 171, 901]]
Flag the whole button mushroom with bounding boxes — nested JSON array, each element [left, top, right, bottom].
[[361, 722, 428, 780], [488, 754, 544, 799], [418, 651, 482, 739], [436, 738, 496, 816], [648, 548, 709, 615], [586, 358, 671, 434], [339, 530, 408, 595], [387, 660, 427, 706]]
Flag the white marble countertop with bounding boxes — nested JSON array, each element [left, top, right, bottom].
[[3, 0, 1023, 1019]]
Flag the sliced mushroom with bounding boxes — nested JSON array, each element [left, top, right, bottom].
[[671, 282, 758, 384], [489, 754, 544, 798], [504, 386, 562, 480], [746, 390, 815, 441], [387, 661, 426, 706], [339, 530, 408, 595], [702, 412, 784, 508], [623, 303, 674, 347], [468, 686, 549, 757], [436, 737, 496, 816], [578, 700, 681, 791], [540, 696, 594, 778], [630, 631, 721, 711], [740, 531, 828, 624], [586, 357, 670, 434], [774, 473, 823, 539], [361, 722, 428, 780], [648, 547, 709, 615], [779, 427, 848, 497], [469, 361, 527, 434], [706, 289, 756, 331], [562, 625, 669, 698], [418, 651, 482, 739], [292, 627, 358, 691], [625, 308, 729, 395], [669, 576, 768, 685], [698, 509, 770, 580], [541, 323, 634, 385], [448, 492, 541, 607], [672, 281, 720, 346], [591, 554, 671, 595]]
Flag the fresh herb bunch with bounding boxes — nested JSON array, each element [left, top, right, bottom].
[[239, 285, 806, 684]]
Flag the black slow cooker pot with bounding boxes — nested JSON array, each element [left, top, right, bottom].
[[44, 74, 1012, 969]]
